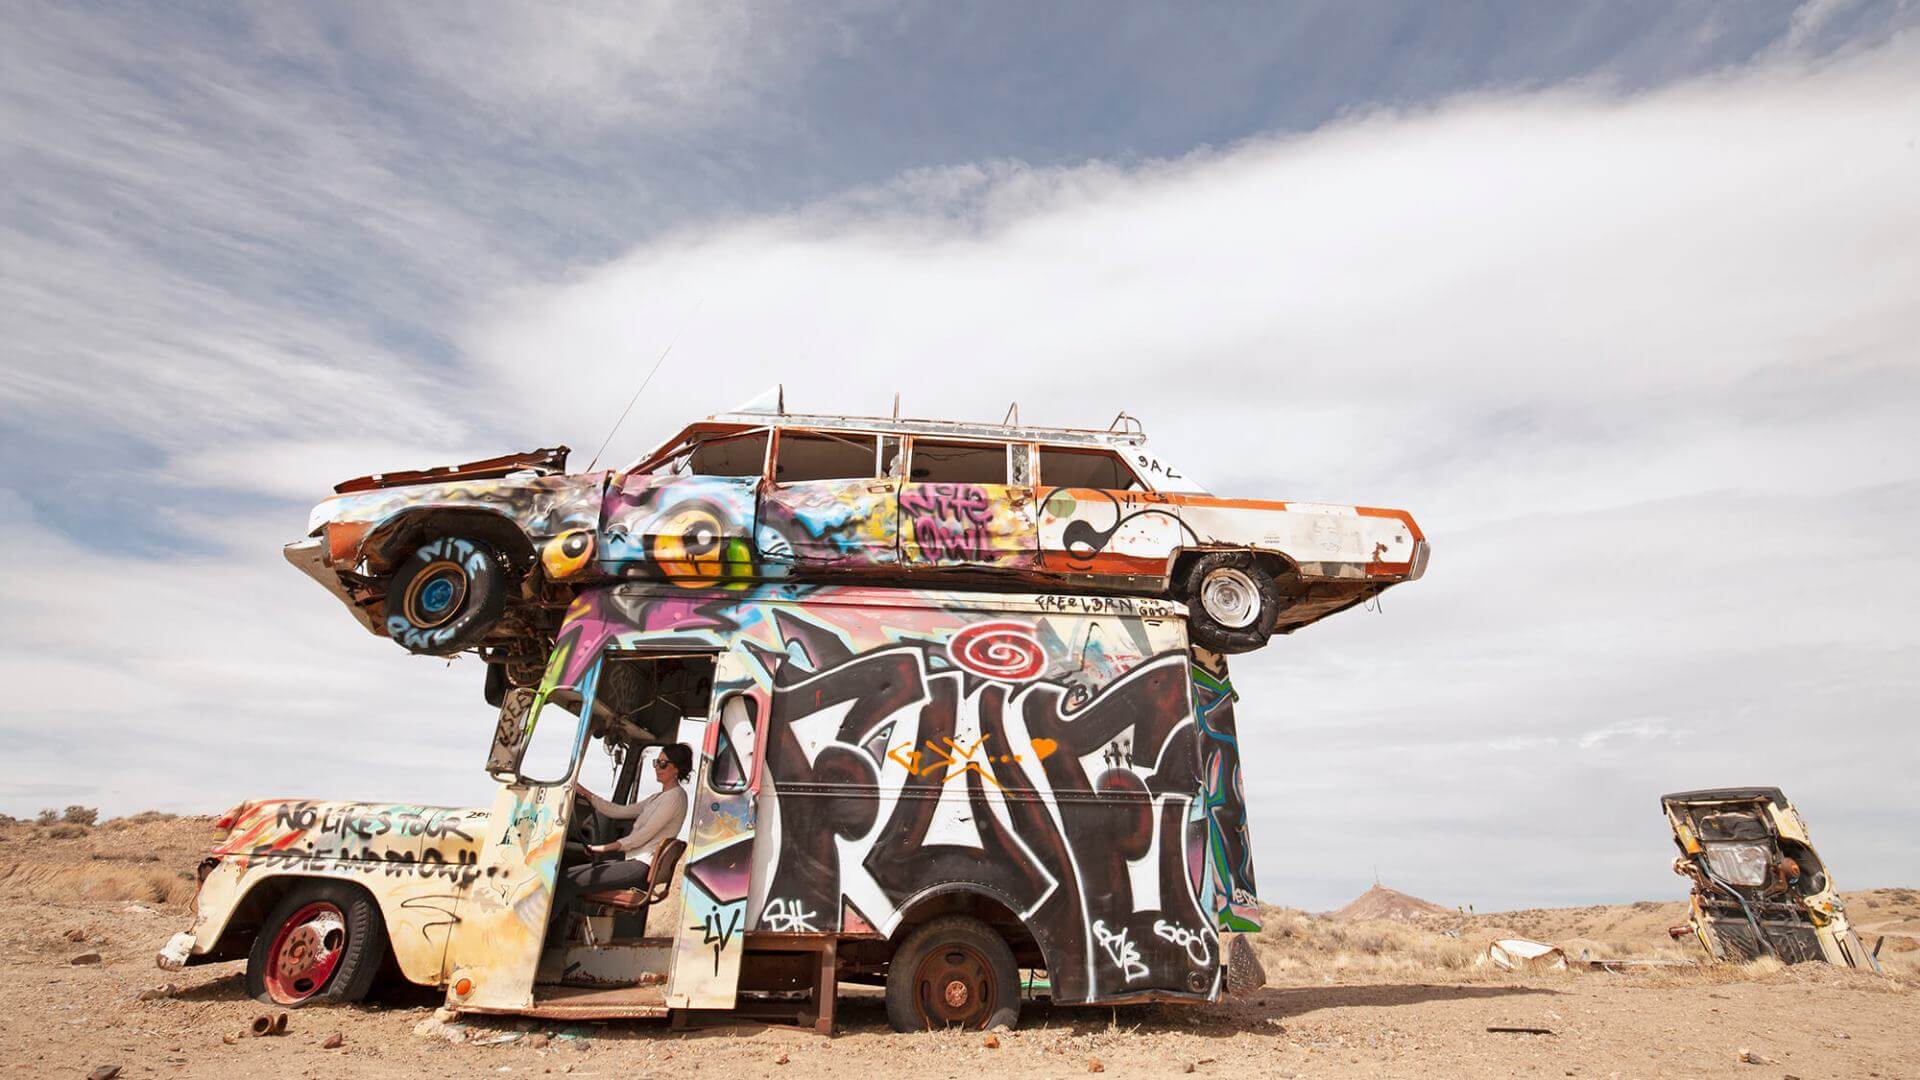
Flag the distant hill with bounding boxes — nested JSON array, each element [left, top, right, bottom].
[[1330, 884, 1453, 921]]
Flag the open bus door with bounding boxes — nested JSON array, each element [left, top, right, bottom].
[[445, 665, 601, 1012], [667, 651, 764, 1010]]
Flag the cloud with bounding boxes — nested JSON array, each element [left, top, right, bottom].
[[455, 39, 1920, 907], [3, 17, 1916, 912]]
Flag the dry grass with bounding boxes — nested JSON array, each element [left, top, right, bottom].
[[0, 813, 210, 909], [1249, 897, 1920, 988], [0, 861, 197, 906], [1251, 907, 1490, 981]]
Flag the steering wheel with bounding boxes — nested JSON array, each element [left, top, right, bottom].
[[567, 791, 600, 846]]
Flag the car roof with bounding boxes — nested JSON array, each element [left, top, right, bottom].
[[705, 409, 1151, 448], [1660, 786, 1788, 809], [620, 407, 1212, 494]]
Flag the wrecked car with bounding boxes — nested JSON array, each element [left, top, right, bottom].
[[287, 400, 1428, 689], [160, 580, 1265, 1029], [1662, 787, 1879, 970]]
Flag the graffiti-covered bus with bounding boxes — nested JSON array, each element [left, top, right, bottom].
[[158, 582, 1264, 1031]]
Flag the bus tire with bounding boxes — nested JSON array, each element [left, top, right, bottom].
[[885, 915, 1020, 1032], [246, 881, 389, 1007]]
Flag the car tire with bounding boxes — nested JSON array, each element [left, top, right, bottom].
[[383, 536, 509, 655], [246, 881, 389, 1007], [1183, 552, 1280, 654], [885, 915, 1021, 1032]]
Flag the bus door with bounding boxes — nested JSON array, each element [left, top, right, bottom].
[[667, 651, 763, 1010], [444, 664, 601, 1012]]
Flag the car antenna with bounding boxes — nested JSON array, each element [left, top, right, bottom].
[[585, 298, 705, 472]]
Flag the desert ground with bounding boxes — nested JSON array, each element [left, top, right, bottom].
[[3, 814, 1915, 1079]]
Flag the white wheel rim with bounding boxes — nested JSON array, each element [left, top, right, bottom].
[[1199, 568, 1261, 629]]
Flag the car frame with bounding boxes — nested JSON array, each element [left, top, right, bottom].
[[288, 402, 1427, 682], [1661, 786, 1879, 970]]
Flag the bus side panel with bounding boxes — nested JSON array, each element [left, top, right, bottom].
[[1192, 649, 1261, 932], [742, 600, 1221, 1004]]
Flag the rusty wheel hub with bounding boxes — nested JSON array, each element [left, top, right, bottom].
[[913, 944, 996, 1029]]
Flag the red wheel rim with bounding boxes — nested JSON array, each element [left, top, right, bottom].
[[912, 943, 997, 1029], [263, 901, 347, 1005]]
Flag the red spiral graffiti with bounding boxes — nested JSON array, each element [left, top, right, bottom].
[[946, 620, 1047, 682]]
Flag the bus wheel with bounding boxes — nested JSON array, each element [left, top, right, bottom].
[[885, 916, 1020, 1032], [246, 882, 388, 1007]]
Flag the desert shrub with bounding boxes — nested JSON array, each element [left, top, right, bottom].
[[62, 806, 98, 826], [117, 811, 178, 825], [35, 809, 58, 826], [47, 824, 87, 839]]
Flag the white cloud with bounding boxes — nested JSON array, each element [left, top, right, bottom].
[[451, 39, 1920, 907], [3, 28, 1916, 911]]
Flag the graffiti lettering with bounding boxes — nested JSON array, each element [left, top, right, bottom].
[[760, 897, 819, 934], [695, 907, 743, 975], [755, 624, 1210, 1002], [1152, 918, 1215, 966], [1093, 919, 1149, 982], [1033, 594, 1174, 618], [901, 484, 996, 562]]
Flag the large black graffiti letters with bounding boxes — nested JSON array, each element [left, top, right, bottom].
[[760, 641, 1216, 1003], [761, 648, 924, 909]]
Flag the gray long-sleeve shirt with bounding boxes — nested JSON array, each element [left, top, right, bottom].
[[592, 785, 689, 860]]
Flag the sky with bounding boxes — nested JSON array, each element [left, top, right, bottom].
[[3, 0, 1917, 912]]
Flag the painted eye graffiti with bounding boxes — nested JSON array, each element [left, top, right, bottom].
[[650, 505, 736, 584], [541, 529, 595, 579]]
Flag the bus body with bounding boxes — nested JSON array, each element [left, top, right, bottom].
[[160, 581, 1262, 1028]]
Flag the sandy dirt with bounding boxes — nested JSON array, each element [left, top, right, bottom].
[[3, 816, 1915, 1079]]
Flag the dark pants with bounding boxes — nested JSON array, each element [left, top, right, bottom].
[[551, 857, 651, 931]]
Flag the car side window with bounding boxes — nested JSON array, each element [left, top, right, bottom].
[[1039, 447, 1145, 491], [688, 431, 769, 477], [774, 431, 878, 483], [909, 440, 1010, 484]]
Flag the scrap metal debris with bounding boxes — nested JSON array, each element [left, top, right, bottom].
[[1485, 939, 1567, 972]]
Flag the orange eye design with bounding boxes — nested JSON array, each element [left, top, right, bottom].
[[542, 529, 595, 579], [651, 507, 727, 583]]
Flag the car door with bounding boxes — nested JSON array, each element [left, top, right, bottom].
[[1036, 445, 1183, 576], [443, 668, 600, 1012], [601, 430, 765, 583], [898, 438, 1038, 569], [757, 429, 899, 571]]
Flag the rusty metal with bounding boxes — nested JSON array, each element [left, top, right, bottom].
[[333, 447, 571, 494]]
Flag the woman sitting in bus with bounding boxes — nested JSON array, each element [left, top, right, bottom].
[[551, 743, 692, 923]]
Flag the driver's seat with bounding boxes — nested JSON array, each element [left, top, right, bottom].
[[576, 838, 687, 943]]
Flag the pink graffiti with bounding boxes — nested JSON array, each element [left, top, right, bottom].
[[901, 483, 995, 561]]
